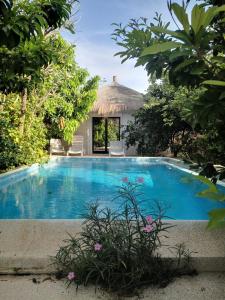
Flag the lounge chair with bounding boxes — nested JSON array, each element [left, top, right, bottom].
[[68, 135, 84, 156], [109, 141, 125, 157], [50, 139, 65, 155]]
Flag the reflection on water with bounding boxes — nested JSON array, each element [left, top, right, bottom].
[[0, 159, 225, 219]]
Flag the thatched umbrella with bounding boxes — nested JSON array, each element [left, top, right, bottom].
[[92, 76, 144, 115]]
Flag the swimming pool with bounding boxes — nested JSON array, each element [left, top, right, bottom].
[[0, 157, 225, 220]]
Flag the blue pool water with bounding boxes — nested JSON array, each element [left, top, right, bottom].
[[0, 158, 225, 220]]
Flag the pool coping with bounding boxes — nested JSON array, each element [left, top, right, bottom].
[[0, 164, 40, 189], [0, 163, 39, 178], [0, 220, 224, 274]]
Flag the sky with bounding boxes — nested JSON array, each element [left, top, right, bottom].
[[62, 0, 195, 93]]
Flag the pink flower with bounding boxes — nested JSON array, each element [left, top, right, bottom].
[[143, 224, 153, 233], [67, 272, 76, 281], [137, 177, 144, 183], [146, 215, 153, 224], [94, 243, 102, 252], [122, 177, 128, 183]]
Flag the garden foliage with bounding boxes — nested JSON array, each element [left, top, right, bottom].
[[54, 181, 194, 296], [123, 78, 225, 164], [113, 0, 225, 164], [42, 36, 99, 143], [183, 175, 225, 229], [0, 93, 48, 170], [123, 80, 193, 157], [0, 1, 99, 171]]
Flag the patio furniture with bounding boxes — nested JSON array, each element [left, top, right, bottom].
[[109, 141, 125, 156], [50, 139, 65, 155], [68, 135, 84, 156]]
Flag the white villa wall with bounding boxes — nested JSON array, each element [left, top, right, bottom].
[[120, 112, 137, 156], [75, 117, 91, 155], [75, 112, 137, 155]]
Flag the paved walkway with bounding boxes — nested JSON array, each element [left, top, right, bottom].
[[0, 273, 225, 300]]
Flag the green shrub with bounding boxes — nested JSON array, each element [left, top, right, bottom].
[[54, 181, 195, 296], [0, 93, 48, 171]]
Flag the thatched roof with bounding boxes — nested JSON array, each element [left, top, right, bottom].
[[92, 76, 144, 115]]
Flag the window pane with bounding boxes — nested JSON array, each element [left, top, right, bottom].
[[107, 118, 120, 151], [93, 118, 106, 152]]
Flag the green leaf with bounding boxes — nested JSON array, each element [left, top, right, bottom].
[[169, 49, 192, 62], [202, 80, 225, 87], [195, 176, 225, 201], [190, 65, 206, 75], [211, 56, 225, 64], [134, 56, 149, 67], [171, 3, 190, 33], [141, 41, 183, 56], [207, 219, 225, 229], [195, 175, 217, 192], [191, 5, 205, 35], [203, 5, 225, 28], [219, 91, 225, 100], [150, 26, 191, 43], [174, 58, 196, 72], [208, 208, 225, 220], [207, 208, 225, 229], [197, 190, 225, 201]]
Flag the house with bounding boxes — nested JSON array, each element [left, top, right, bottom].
[[75, 76, 144, 155]]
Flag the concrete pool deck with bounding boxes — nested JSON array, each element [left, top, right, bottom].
[[0, 220, 224, 274], [0, 272, 225, 300]]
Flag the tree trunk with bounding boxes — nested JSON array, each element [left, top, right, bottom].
[[20, 88, 27, 134]]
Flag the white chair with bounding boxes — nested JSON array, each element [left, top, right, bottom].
[[109, 141, 125, 157], [68, 135, 84, 156], [50, 139, 65, 155]]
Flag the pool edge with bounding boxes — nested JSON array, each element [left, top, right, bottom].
[[0, 220, 224, 274]]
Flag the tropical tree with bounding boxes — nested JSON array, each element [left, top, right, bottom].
[[0, 34, 99, 171], [123, 80, 193, 157], [0, 0, 77, 132], [0, 1, 100, 171], [40, 35, 100, 143], [113, 1, 225, 162], [0, 92, 48, 171], [113, 1, 225, 125]]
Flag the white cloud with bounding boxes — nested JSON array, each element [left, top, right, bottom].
[[75, 38, 149, 93]]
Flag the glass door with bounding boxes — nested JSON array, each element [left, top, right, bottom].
[[107, 118, 120, 153], [92, 117, 106, 153], [92, 117, 120, 153]]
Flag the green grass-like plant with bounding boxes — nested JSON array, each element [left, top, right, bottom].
[[54, 180, 195, 296]]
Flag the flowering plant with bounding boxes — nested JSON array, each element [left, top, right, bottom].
[[55, 180, 194, 296]]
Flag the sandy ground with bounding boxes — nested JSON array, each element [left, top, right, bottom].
[[0, 272, 224, 300]]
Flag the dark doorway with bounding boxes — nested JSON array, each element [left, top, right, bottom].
[[92, 117, 120, 153]]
